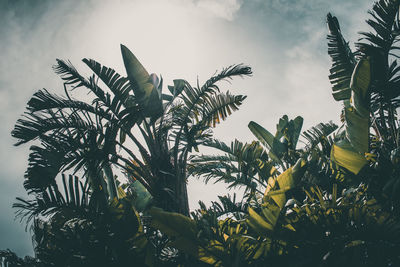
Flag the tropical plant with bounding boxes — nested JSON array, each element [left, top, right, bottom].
[[189, 115, 338, 195], [6, 0, 400, 266], [150, 1, 400, 266], [13, 175, 151, 266], [326, 0, 400, 212], [9, 44, 251, 266], [12, 44, 251, 216]]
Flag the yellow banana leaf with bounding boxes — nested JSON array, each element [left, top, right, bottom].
[[149, 207, 223, 265], [331, 140, 367, 174], [149, 207, 199, 255], [247, 159, 307, 234], [265, 159, 307, 209], [331, 57, 370, 175], [344, 107, 369, 154]]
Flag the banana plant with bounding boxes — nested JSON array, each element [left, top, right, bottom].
[[326, 0, 400, 184], [189, 116, 337, 196], [149, 202, 260, 266]]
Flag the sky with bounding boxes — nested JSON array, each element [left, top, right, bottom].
[[0, 0, 372, 257]]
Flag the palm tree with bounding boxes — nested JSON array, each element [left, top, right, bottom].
[[13, 175, 150, 266], [12, 45, 251, 216]]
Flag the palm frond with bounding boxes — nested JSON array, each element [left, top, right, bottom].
[[387, 60, 400, 100], [189, 139, 270, 191], [193, 194, 248, 220], [302, 121, 338, 152], [22, 129, 103, 192], [12, 110, 96, 146], [202, 139, 232, 154], [83, 58, 133, 112], [190, 154, 236, 163], [200, 64, 252, 92], [357, 0, 400, 55], [54, 59, 141, 130], [214, 194, 249, 218], [177, 65, 251, 125], [14, 175, 91, 225], [53, 59, 111, 107], [27, 89, 113, 121], [24, 144, 67, 193], [188, 160, 239, 184], [199, 92, 246, 127], [327, 13, 356, 101]]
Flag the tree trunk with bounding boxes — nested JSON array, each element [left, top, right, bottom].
[[176, 179, 190, 216]]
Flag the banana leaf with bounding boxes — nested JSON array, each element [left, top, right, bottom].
[[247, 159, 307, 234], [331, 140, 368, 175], [130, 180, 153, 212], [275, 115, 303, 150], [120, 44, 163, 118], [330, 57, 370, 174], [344, 107, 369, 154], [350, 57, 370, 117], [149, 207, 199, 256], [248, 121, 286, 164], [149, 208, 235, 265], [264, 159, 307, 208]]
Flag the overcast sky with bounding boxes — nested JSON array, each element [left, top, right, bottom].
[[0, 0, 372, 257]]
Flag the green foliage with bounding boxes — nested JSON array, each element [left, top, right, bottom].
[[165, 1, 400, 266], [6, 0, 400, 266], [13, 175, 152, 266], [12, 44, 251, 217], [248, 115, 303, 167]]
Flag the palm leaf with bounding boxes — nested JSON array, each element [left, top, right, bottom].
[[210, 194, 249, 219], [327, 13, 356, 101], [14, 175, 90, 225], [12, 110, 96, 146], [358, 0, 400, 55], [302, 121, 338, 152], [54, 59, 111, 107], [198, 92, 246, 128], [23, 139, 73, 192], [177, 64, 251, 126], [83, 58, 132, 113], [189, 139, 272, 191]]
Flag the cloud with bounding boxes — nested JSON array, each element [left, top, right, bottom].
[[195, 0, 243, 21]]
